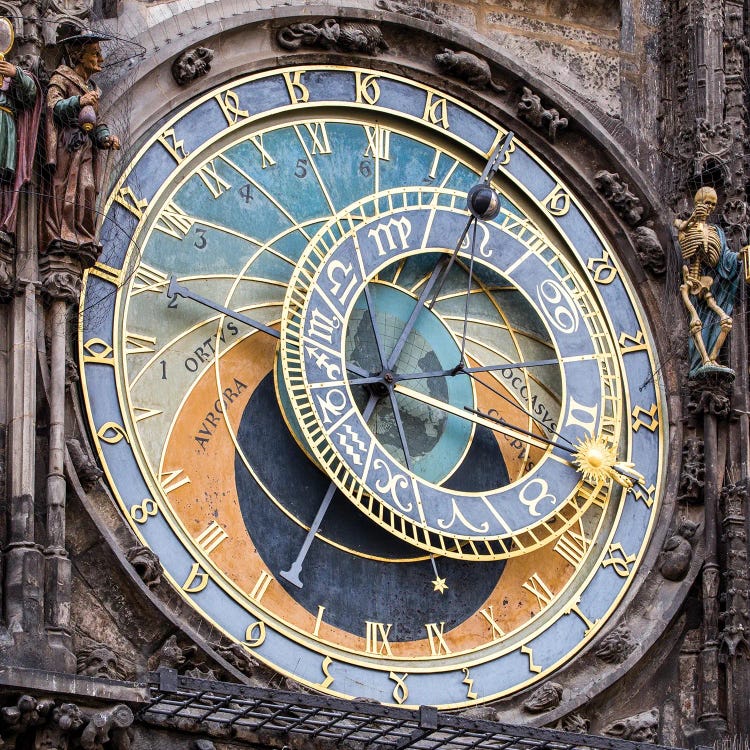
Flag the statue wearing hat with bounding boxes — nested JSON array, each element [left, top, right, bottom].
[[40, 32, 120, 261]]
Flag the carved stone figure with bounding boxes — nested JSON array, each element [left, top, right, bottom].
[[149, 634, 197, 671], [660, 520, 698, 581], [67, 437, 103, 489], [76, 643, 120, 679], [40, 33, 120, 262], [677, 437, 704, 503], [276, 20, 388, 55], [560, 712, 590, 732], [172, 46, 214, 86], [517, 86, 567, 142], [522, 682, 563, 712], [434, 49, 505, 92], [215, 642, 259, 675], [594, 170, 644, 226], [675, 187, 741, 372], [632, 226, 666, 276], [375, 0, 443, 24], [603, 707, 659, 743], [125, 545, 162, 589], [594, 624, 634, 663], [79, 705, 133, 750]]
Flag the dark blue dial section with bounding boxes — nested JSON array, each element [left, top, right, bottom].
[[235, 373, 506, 640]]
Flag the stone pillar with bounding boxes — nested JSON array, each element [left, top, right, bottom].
[[39, 252, 87, 673]]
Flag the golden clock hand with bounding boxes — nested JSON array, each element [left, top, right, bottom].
[[393, 383, 553, 451], [428, 131, 514, 310], [393, 384, 645, 489]]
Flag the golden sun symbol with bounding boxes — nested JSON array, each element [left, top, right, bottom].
[[572, 436, 644, 489]]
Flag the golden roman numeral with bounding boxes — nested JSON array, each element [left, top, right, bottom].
[[303, 122, 332, 154], [124, 331, 157, 356], [198, 160, 231, 198], [479, 606, 505, 641], [133, 406, 163, 423], [553, 518, 590, 567], [194, 520, 228, 555], [132, 264, 169, 294], [249, 570, 273, 602], [425, 622, 451, 655], [160, 468, 190, 495], [155, 201, 195, 239], [365, 621, 393, 655], [363, 125, 391, 160], [522, 572, 554, 609], [249, 134, 276, 168]]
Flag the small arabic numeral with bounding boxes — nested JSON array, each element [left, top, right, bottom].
[[359, 160, 371, 177], [194, 228, 207, 250], [160, 360, 167, 380], [295, 158, 308, 179], [239, 184, 253, 203]]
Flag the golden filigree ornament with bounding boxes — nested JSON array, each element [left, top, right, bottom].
[[573, 436, 644, 489]]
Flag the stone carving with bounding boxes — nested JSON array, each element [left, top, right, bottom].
[[375, 0, 443, 23], [517, 86, 567, 142], [677, 437, 704, 503], [594, 170, 644, 226], [41, 32, 120, 263], [660, 520, 698, 581], [632, 226, 666, 276], [603, 707, 659, 743], [434, 49, 505, 92], [76, 642, 121, 680], [675, 187, 741, 373], [594, 624, 634, 663], [66, 437, 103, 490], [522, 682, 563, 713], [125, 545, 162, 589], [79, 705, 133, 750], [685, 372, 733, 421], [560, 712, 590, 732], [215, 642, 259, 675], [0, 696, 86, 750], [276, 20, 388, 55], [40, 266, 82, 304], [149, 634, 197, 671], [184, 666, 219, 681], [696, 119, 732, 161], [194, 741, 216, 750], [0, 238, 12, 300], [172, 46, 213, 86]]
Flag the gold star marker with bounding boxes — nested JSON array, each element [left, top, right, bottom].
[[432, 576, 448, 594]]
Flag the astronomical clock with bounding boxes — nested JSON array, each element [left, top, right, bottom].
[[79, 65, 666, 708]]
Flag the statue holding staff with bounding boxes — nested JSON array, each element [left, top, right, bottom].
[[40, 32, 120, 259], [675, 186, 741, 373]]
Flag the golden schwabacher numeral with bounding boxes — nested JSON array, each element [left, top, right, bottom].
[[215, 89, 249, 125], [114, 186, 148, 218], [422, 92, 450, 129], [82, 338, 114, 365], [158, 127, 188, 163]]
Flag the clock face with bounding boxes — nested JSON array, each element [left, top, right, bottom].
[[79, 65, 666, 708]]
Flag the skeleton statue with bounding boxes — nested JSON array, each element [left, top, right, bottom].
[[675, 187, 741, 371]]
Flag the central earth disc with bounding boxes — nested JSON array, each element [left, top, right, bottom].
[[345, 283, 475, 484]]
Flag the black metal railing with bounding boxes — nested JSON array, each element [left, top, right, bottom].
[[141, 670, 677, 750]]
